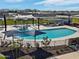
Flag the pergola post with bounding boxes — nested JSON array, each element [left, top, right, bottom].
[[14, 20, 17, 26], [68, 12, 71, 25], [32, 18, 34, 26], [34, 35, 36, 43], [38, 18, 40, 30]]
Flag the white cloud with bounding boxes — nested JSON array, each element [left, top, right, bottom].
[[5, 0, 24, 3], [35, 0, 63, 5], [34, 0, 79, 6]]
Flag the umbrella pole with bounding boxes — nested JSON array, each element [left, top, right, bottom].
[[12, 35, 15, 46], [3, 34, 6, 40], [32, 18, 34, 26], [14, 20, 16, 26], [38, 18, 39, 30], [34, 36, 36, 43], [54, 41, 55, 49], [68, 14, 71, 25]]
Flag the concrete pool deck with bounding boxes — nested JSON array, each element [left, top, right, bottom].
[[51, 50, 79, 59], [0, 25, 79, 59]]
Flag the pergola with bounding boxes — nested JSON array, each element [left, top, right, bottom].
[[14, 14, 54, 30], [14, 14, 36, 25]]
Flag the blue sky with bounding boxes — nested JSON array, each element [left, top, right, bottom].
[[0, 0, 79, 11]]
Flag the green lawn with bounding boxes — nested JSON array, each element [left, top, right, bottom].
[[72, 17, 79, 24], [0, 54, 6, 59], [0, 19, 49, 25]]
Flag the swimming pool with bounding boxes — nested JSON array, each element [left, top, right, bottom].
[[16, 28, 76, 40]]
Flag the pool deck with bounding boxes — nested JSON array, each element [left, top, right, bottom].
[[52, 51, 79, 59], [0, 25, 79, 59]]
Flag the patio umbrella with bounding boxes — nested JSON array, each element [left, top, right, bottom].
[[2, 30, 24, 58], [26, 30, 46, 42], [14, 15, 34, 29], [2, 30, 22, 43], [2, 30, 22, 37]]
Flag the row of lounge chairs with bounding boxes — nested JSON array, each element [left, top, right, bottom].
[[22, 41, 75, 55], [0, 41, 12, 47], [56, 47, 74, 55], [0, 40, 76, 59]]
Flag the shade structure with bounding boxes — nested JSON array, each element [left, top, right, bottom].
[[14, 15, 36, 20], [14, 14, 56, 30], [0, 18, 4, 20], [14, 15, 36, 28], [2, 30, 22, 45], [26, 30, 46, 42], [2, 30, 22, 37]]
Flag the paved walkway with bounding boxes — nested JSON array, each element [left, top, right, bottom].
[[47, 51, 79, 59]]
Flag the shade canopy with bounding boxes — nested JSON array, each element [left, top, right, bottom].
[[14, 14, 55, 20], [14, 15, 36, 20], [26, 30, 46, 36], [0, 18, 4, 21], [33, 14, 54, 18], [2, 29, 46, 37], [2, 30, 22, 37]]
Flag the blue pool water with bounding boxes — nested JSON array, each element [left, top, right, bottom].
[[16, 28, 76, 40]]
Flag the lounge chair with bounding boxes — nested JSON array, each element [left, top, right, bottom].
[[60, 48, 69, 53], [55, 49, 63, 55], [0, 41, 7, 47], [56, 50, 61, 55], [69, 44, 77, 51], [4, 41, 12, 47]]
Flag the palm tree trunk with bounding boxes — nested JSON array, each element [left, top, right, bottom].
[[4, 15, 7, 31]]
